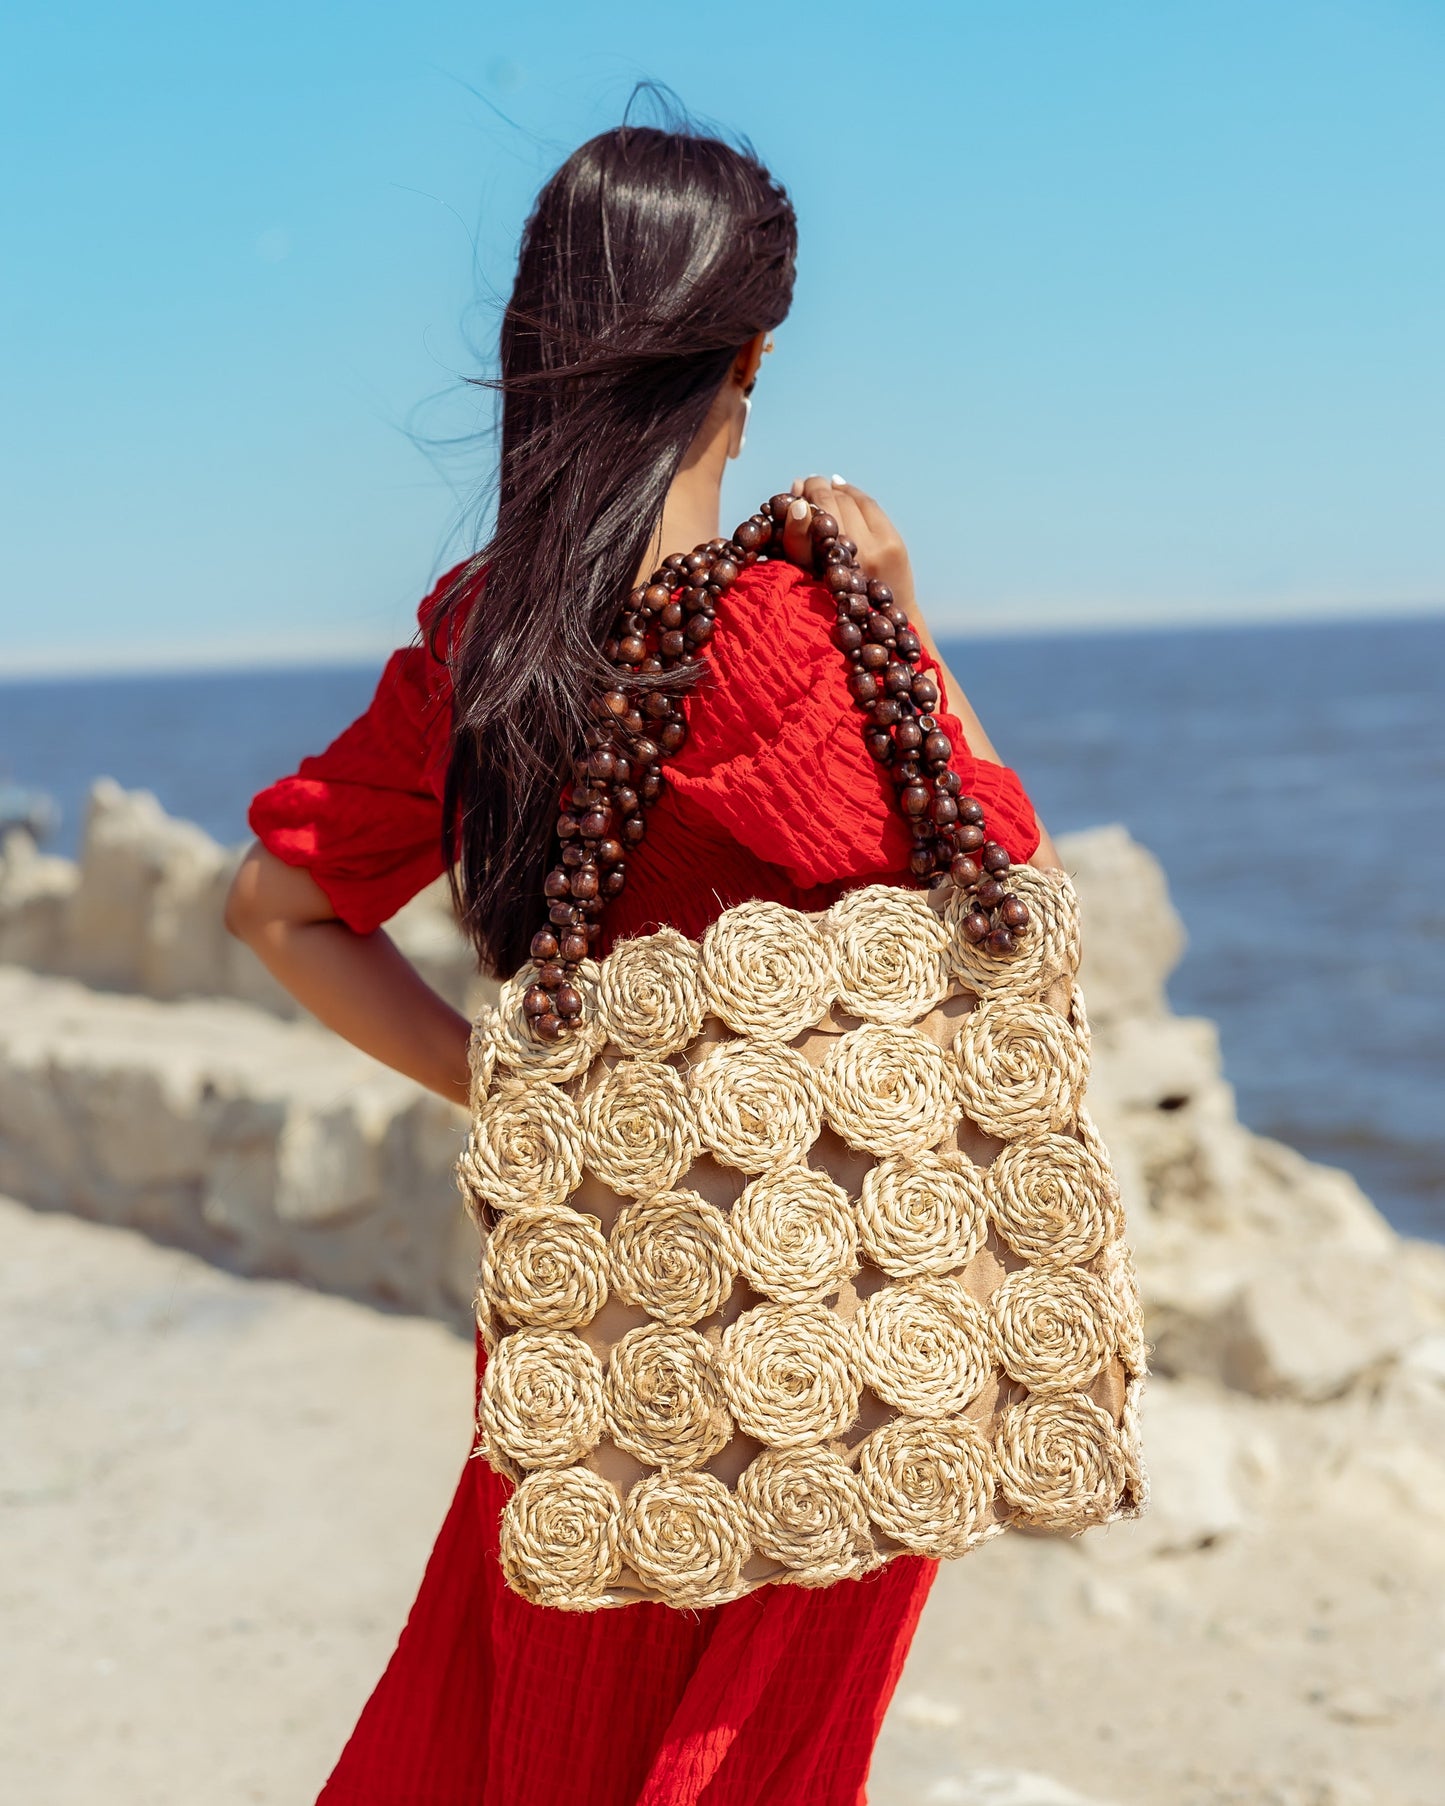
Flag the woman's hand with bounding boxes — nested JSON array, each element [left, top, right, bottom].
[[779, 473, 1061, 873]]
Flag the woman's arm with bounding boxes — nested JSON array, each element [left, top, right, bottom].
[[224, 845, 472, 1108], [782, 477, 1062, 872]]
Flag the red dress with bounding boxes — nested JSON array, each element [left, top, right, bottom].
[[250, 557, 1041, 1806]]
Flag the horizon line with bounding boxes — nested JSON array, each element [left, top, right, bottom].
[[2, 594, 1442, 685]]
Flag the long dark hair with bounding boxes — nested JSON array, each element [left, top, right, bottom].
[[437, 121, 797, 976]]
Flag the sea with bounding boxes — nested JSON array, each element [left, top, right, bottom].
[[1, 614, 1441, 1244]]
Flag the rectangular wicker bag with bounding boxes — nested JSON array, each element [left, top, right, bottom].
[[459, 863, 1149, 1611]]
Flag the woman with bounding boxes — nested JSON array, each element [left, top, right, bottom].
[[227, 121, 1055, 1806]]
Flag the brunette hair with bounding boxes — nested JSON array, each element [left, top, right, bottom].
[[437, 120, 797, 976]]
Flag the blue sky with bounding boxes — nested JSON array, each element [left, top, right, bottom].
[[2, 0, 1442, 673]]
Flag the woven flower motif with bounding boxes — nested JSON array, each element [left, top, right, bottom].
[[730, 1164, 858, 1303], [700, 899, 834, 1041], [821, 1024, 962, 1158], [620, 1471, 753, 1610], [717, 1302, 861, 1448], [487, 961, 605, 1082], [987, 1128, 1120, 1266], [603, 1324, 734, 1470], [857, 1150, 989, 1278], [857, 1417, 997, 1559], [479, 1329, 605, 1471], [688, 1038, 823, 1173], [608, 1189, 738, 1326], [853, 1275, 994, 1416], [953, 998, 1087, 1140], [462, 1078, 583, 1211], [994, 1391, 1127, 1532], [823, 885, 952, 1024], [499, 1468, 623, 1611], [991, 1266, 1117, 1392], [596, 926, 706, 1059], [480, 1206, 610, 1330], [946, 865, 1081, 1001], [580, 1059, 699, 1197], [736, 1447, 878, 1586]]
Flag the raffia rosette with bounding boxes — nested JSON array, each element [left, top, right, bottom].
[[822, 1024, 962, 1158], [823, 886, 952, 1024], [857, 1150, 989, 1278], [736, 1447, 878, 1586], [946, 866, 1081, 1000], [990, 1266, 1116, 1392], [603, 1324, 734, 1471], [489, 961, 604, 1082], [717, 1302, 861, 1448], [608, 1190, 738, 1326], [853, 1275, 994, 1416], [499, 1468, 624, 1610], [953, 998, 1088, 1139], [596, 926, 706, 1059], [857, 1417, 997, 1559], [580, 1059, 699, 1197], [462, 1079, 584, 1211], [467, 1011, 497, 1109], [1096, 1228, 1149, 1378], [995, 1392, 1128, 1532], [479, 1329, 605, 1470], [480, 1207, 609, 1330], [699, 899, 835, 1040], [731, 1164, 858, 1303], [620, 1471, 753, 1609], [987, 1129, 1120, 1266], [688, 1038, 823, 1173]]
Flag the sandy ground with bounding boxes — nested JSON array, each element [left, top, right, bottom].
[[4, 1197, 1442, 1806]]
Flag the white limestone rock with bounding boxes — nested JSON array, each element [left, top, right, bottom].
[[1056, 823, 1185, 1023]]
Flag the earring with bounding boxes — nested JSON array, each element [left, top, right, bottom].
[[731, 394, 752, 460]]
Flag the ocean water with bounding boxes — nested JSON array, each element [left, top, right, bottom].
[[2, 614, 1441, 1242]]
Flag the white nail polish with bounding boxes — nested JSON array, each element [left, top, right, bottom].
[[831, 474, 848, 486]]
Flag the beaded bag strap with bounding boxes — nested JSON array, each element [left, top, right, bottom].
[[522, 493, 1030, 1042]]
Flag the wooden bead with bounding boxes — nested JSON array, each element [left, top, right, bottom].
[[901, 782, 932, 817], [866, 581, 893, 606], [950, 855, 981, 888], [811, 510, 838, 540], [578, 807, 612, 838], [958, 797, 985, 826], [640, 770, 664, 802], [660, 600, 684, 629], [685, 615, 714, 645], [618, 635, 646, 664], [711, 557, 739, 586], [661, 630, 686, 658], [955, 824, 986, 852], [931, 795, 958, 826], [549, 901, 580, 927], [884, 664, 913, 697], [908, 847, 936, 878], [523, 984, 551, 1018], [894, 718, 923, 753], [530, 930, 560, 963], [534, 1013, 564, 1042], [559, 929, 589, 963], [612, 786, 639, 816], [871, 697, 902, 726], [981, 843, 1011, 875], [895, 630, 921, 659], [543, 870, 571, 898], [910, 675, 939, 709], [865, 730, 892, 763], [596, 837, 624, 866], [833, 619, 863, 652], [923, 730, 952, 765], [623, 815, 646, 844], [555, 985, 583, 1019], [570, 866, 600, 900], [976, 878, 1007, 909], [602, 868, 627, 897], [985, 926, 1016, 956], [849, 670, 879, 703], [659, 721, 687, 752], [642, 584, 671, 612], [999, 895, 1030, 929], [538, 961, 565, 990], [859, 642, 889, 671], [961, 910, 991, 944], [735, 518, 768, 551], [587, 748, 617, 782], [556, 814, 580, 840]]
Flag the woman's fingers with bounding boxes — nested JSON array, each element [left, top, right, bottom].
[[781, 494, 813, 565]]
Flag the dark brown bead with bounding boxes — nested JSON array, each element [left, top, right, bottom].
[[538, 961, 565, 989], [866, 581, 893, 607], [548, 900, 580, 927], [534, 1013, 563, 1042], [602, 867, 626, 897], [981, 843, 1011, 875], [711, 557, 739, 586], [684, 550, 708, 573], [938, 769, 962, 796], [923, 730, 952, 765], [531, 929, 560, 963], [659, 720, 687, 752], [955, 823, 986, 852], [884, 664, 913, 697], [596, 837, 623, 867], [860, 642, 889, 670], [523, 984, 551, 1018], [865, 730, 893, 763], [910, 675, 939, 709], [895, 630, 921, 659], [901, 782, 932, 817], [543, 870, 571, 899], [556, 814, 580, 840], [866, 613, 896, 644], [848, 670, 880, 703], [833, 619, 863, 653], [846, 592, 871, 620], [871, 697, 903, 726], [618, 635, 646, 664], [603, 687, 630, 716], [999, 895, 1031, 929], [559, 929, 588, 963], [578, 807, 611, 838], [612, 786, 639, 816], [986, 926, 1016, 957], [585, 919, 602, 941], [623, 815, 647, 845], [660, 630, 686, 659], [622, 709, 646, 736], [908, 847, 937, 878], [555, 984, 583, 1019], [961, 910, 991, 944], [931, 795, 959, 826], [976, 877, 1007, 909], [612, 757, 632, 785], [570, 865, 600, 900], [767, 494, 793, 521], [685, 615, 714, 645], [826, 564, 857, 595], [561, 842, 585, 868], [587, 747, 617, 782], [950, 855, 981, 888], [885, 604, 909, 629], [642, 584, 671, 612], [631, 736, 661, 767], [811, 510, 838, 541], [891, 718, 921, 753], [958, 797, 985, 827], [735, 518, 769, 551], [659, 600, 684, 629], [642, 691, 672, 720], [640, 770, 664, 802], [664, 553, 689, 573]]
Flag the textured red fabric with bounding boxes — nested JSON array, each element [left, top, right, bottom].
[[248, 556, 1041, 1806]]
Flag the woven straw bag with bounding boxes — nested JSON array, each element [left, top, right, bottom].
[[460, 865, 1148, 1610], [459, 489, 1146, 1609]]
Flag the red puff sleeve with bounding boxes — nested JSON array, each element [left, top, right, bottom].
[[247, 570, 463, 934], [667, 560, 1040, 883]]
